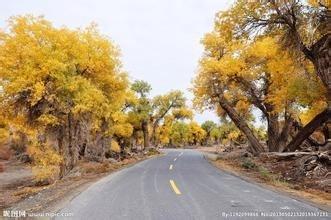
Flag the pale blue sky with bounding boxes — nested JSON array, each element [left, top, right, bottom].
[[0, 0, 234, 123]]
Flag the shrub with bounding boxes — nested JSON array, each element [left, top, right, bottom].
[[82, 162, 111, 174], [110, 140, 121, 153], [27, 143, 62, 184], [10, 132, 28, 154], [146, 148, 159, 156], [258, 166, 272, 181], [241, 158, 257, 170]]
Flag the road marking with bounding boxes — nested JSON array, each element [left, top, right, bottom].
[[230, 200, 240, 207], [174, 158, 177, 161], [264, 199, 274, 203], [280, 206, 291, 210], [169, 180, 181, 195], [178, 152, 183, 157], [169, 164, 173, 170]]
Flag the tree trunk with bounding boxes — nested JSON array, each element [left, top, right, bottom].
[[151, 122, 158, 146], [311, 34, 330, 90], [100, 119, 109, 161], [286, 109, 331, 152], [266, 114, 280, 152], [313, 33, 331, 146], [261, 5, 330, 151], [57, 126, 66, 179], [234, 76, 292, 152], [58, 113, 80, 178], [129, 130, 135, 149], [325, 88, 331, 149], [217, 94, 265, 155], [67, 113, 73, 170], [67, 112, 80, 169], [142, 119, 149, 149], [283, 39, 331, 151], [277, 116, 294, 152]]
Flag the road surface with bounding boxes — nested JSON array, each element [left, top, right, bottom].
[[58, 149, 329, 219]]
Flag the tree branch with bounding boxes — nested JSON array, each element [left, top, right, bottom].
[[285, 109, 330, 152]]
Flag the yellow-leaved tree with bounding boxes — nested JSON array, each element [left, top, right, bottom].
[[213, 0, 330, 151], [193, 3, 326, 154], [0, 15, 129, 180]]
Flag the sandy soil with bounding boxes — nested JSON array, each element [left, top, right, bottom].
[[0, 160, 33, 187]]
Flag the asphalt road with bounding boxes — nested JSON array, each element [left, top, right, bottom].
[[58, 149, 329, 220]]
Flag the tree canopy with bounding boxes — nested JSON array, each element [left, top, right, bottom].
[[193, 0, 330, 154]]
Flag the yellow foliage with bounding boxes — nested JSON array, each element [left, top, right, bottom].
[[308, 0, 330, 8], [228, 130, 240, 141], [172, 108, 193, 120], [188, 122, 206, 145], [30, 81, 45, 106], [156, 115, 174, 145], [110, 140, 121, 153], [300, 100, 327, 125], [235, 100, 250, 113], [0, 15, 131, 180], [37, 114, 59, 126], [0, 114, 9, 145], [113, 123, 133, 138], [109, 112, 133, 138], [27, 143, 62, 182], [0, 15, 129, 129], [0, 128, 9, 145], [157, 125, 171, 145], [194, 26, 325, 123], [246, 37, 278, 59]]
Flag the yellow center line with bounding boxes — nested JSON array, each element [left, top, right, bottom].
[[169, 164, 173, 170], [169, 180, 181, 195]]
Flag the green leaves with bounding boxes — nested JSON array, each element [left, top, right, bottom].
[[131, 80, 152, 98], [152, 90, 186, 120]]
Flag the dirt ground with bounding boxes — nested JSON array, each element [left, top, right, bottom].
[[196, 146, 223, 153], [0, 151, 160, 213], [0, 160, 34, 210]]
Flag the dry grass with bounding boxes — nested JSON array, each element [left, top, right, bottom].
[[81, 162, 113, 174], [13, 186, 45, 197]]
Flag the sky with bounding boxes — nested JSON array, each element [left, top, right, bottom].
[[0, 0, 234, 123]]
